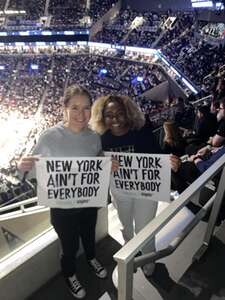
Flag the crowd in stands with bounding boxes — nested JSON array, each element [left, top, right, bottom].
[[1, 0, 117, 29], [199, 21, 225, 39], [48, 0, 117, 27], [49, 0, 85, 28], [0, 2, 224, 212], [8, 0, 45, 20], [0, 54, 51, 206], [161, 33, 225, 89], [0, 49, 189, 208], [94, 8, 163, 47], [41, 53, 167, 131], [89, 0, 117, 22], [94, 8, 225, 97]]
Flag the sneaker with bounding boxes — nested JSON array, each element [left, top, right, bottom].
[[142, 262, 155, 277], [88, 258, 107, 279], [66, 274, 86, 299]]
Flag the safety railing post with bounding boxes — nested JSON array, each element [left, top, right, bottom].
[[117, 258, 134, 300], [194, 166, 225, 260]]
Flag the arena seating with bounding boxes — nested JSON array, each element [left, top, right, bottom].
[[0, 3, 224, 207]]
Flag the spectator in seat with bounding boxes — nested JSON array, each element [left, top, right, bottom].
[[210, 98, 225, 147], [162, 120, 187, 157], [172, 145, 225, 193], [185, 105, 218, 155]]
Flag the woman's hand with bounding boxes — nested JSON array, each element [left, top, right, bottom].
[[17, 156, 40, 172], [170, 154, 181, 172], [111, 158, 119, 173]]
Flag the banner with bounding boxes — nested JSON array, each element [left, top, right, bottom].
[[36, 157, 112, 208], [105, 152, 171, 202]]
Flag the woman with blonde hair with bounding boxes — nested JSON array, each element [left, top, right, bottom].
[[90, 94, 180, 277], [163, 121, 186, 157], [90, 94, 146, 135]]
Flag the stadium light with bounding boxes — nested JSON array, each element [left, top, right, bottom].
[[216, 2, 224, 8], [99, 69, 108, 75], [192, 1, 213, 7], [170, 66, 181, 78], [64, 31, 75, 35], [182, 78, 198, 94], [19, 31, 30, 36], [41, 31, 52, 36], [15, 42, 25, 46], [136, 76, 144, 82], [30, 64, 39, 70], [131, 76, 143, 84], [56, 41, 66, 46], [35, 42, 46, 46]]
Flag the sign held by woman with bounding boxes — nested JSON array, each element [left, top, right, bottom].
[[105, 152, 171, 202], [36, 157, 112, 208]]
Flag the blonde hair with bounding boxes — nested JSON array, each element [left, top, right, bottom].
[[90, 95, 145, 134], [163, 121, 184, 147]]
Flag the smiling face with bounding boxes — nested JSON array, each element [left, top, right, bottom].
[[103, 101, 129, 136], [64, 95, 91, 133]]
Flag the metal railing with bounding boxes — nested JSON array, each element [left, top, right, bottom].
[[0, 197, 46, 220], [191, 94, 213, 107], [114, 154, 225, 300]]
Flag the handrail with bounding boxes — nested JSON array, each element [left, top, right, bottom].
[[134, 194, 215, 270], [203, 73, 212, 82], [0, 197, 37, 212], [191, 94, 213, 107], [0, 189, 35, 209], [114, 153, 225, 300]]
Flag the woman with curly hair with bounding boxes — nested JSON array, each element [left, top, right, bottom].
[[90, 94, 180, 277]]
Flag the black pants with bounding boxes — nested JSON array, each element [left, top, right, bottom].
[[171, 161, 202, 213], [171, 161, 201, 194], [50, 207, 97, 277]]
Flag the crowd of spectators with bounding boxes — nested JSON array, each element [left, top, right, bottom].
[[199, 21, 225, 39], [2, 0, 117, 29], [89, 0, 117, 22], [95, 8, 163, 47], [7, 0, 45, 23], [0, 54, 51, 206], [0, 3, 224, 209], [94, 8, 224, 97], [0, 49, 173, 208], [0, 45, 220, 217], [48, 0, 85, 28], [161, 27, 225, 90]]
